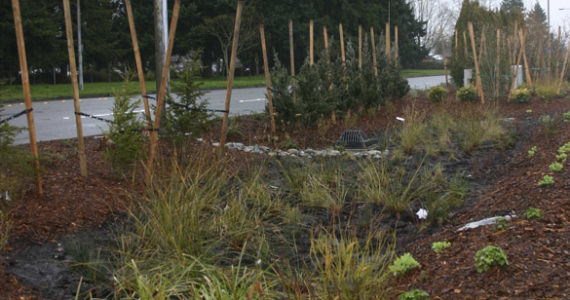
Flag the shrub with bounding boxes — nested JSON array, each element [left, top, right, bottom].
[[511, 87, 531, 103], [432, 241, 451, 253], [389, 252, 419, 276], [104, 78, 147, 176], [527, 146, 537, 157], [556, 153, 567, 163], [456, 85, 477, 102], [524, 207, 542, 220], [539, 114, 557, 135], [538, 175, 554, 186], [427, 86, 447, 103], [558, 142, 570, 154], [549, 162, 563, 172], [163, 53, 211, 143], [563, 111, 570, 122], [474, 245, 508, 273], [399, 289, 430, 300], [536, 82, 558, 101]]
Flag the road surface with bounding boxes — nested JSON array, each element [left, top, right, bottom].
[[3, 75, 446, 144]]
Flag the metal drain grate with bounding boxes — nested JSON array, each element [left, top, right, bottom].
[[335, 130, 375, 149]]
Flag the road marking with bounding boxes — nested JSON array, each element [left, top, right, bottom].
[[61, 100, 66, 103], [93, 109, 145, 117], [43, 101, 48, 104], [63, 117, 70, 120], [239, 98, 265, 103]]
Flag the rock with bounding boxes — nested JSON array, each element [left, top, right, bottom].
[[457, 215, 516, 231], [287, 149, 299, 155], [268, 152, 277, 157], [243, 146, 254, 153], [212, 142, 220, 147], [327, 150, 341, 156], [368, 150, 382, 156]]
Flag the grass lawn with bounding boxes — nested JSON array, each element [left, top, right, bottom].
[[0, 70, 444, 103]]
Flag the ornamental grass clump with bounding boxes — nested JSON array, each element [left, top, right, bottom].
[[474, 245, 508, 273]]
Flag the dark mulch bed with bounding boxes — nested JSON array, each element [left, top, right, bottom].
[[1, 95, 570, 299]]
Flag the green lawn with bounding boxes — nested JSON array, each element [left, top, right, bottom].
[[0, 70, 444, 103]]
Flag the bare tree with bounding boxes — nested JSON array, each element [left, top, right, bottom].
[[202, 7, 258, 77], [411, 0, 461, 53]]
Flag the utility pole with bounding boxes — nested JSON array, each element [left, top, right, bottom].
[[77, 0, 84, 90], [154, 0, 168, 96]]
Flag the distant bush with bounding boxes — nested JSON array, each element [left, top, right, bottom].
[[456, 85, 477, 102], [511, 87, 531, 103], [427, 86, 447, 103], [536, 82, 557, 101]]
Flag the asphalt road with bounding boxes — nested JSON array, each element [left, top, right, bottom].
[[3, 75, 446, 144]]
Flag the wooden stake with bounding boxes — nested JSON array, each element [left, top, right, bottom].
[[507, 36, 513, 66], [63, 0, 87, 177], [260, 24, 276, 136], [440, 27, 448, 87], [323, 26, 329, 64], [339, 23, 347, 90], [508, 36, 524, 101], [358, 25, 362, 70], [556, 27, 561, 80], [557, 38, 570, 94], [289, 19, 296, 102], [468, 22, 485, 104], [386, 22, 391, 60], [520, 30, 533, 88], [310, 20, 314, 66], [218, 1, 243, 157], [478, 26, 486, 63], [125, 0, 151, 125], [145, 0, 181, 185], [455, 29, 458, 56], [463, 31, 468, 57], [395, 25, 399, 65], [496, 29, 501, 99], [371, 27, 378, 77], [11, 0, 42, 194]]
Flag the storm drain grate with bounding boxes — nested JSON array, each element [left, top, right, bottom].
[[335, 130, 376, 149]]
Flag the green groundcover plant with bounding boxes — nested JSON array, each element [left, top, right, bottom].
[[389, 252, 419, 276], [399, 289, 430, 300], [524, 207, 542, 220], [474, 245, 508, 273], [432, 241, 451, 254], [538, 175, 554, 186]]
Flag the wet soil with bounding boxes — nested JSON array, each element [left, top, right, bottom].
[[1, 95, 570, 299]]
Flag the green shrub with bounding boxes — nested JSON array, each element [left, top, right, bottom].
[[536, 82, 558, 101], [163, 53, 211, 143], [524, 207, 542, 220], [511, 87, 531, 103], [539, 114, 557, 135], [427, 86, 447, 103], [399, 289, 430, 300], [538, 175, 554, 186], [456, 85, 477, 102], [495, 217, 509, 230], [556, 153, 567, 163], [432, 241, 451, 253], [104, 78, 147, 176], [563, 111, 570, 122], [549, 162, 563, 172], [389, 252, 419, 276], [474, 245, 508, 273], [558, 142, 570, 154], [528, 146, 537, 157]]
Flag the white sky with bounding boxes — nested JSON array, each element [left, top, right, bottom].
[[482, 0, 570, 33]]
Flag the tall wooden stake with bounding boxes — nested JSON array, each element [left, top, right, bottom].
[[395, 25, 399, 65], [339, 23, 347, 90], [520, 30, 533, 88], [289, 19, 296, 102], [260, 24, 276, 136], [11, 0, 42, 194], [508, 36, 524, 101], [371, 27, 378, 77], [358, 25, 362, 70], [496, 29, 501, 100], [145, 0, 181, 185], [468, 22, 485, 104], [556, 27, 561, 80], [310, 20, 314, 66], [440, 27, 448, 87], [125, 0, 151, 125], [463, 31, 468, 57], [63, 0, 87, 177], [386, 22, 391, 60], [218, 1, 243, 157], [455, 30, 458, 56], [558, 38, 570, 94]]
